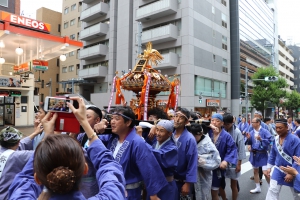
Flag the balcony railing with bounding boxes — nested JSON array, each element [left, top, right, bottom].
[[78, 66, 108, 78], [79, 23, 109, 41], [142, 24, 178, 44], [136, 0, 177, 22], [79, 44, 108, 60], [154, 52, 178, 69], [81, 2, 109, 22]]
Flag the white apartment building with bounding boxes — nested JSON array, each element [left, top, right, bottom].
[[278, 37, 294, 91], [60, 0, 82, 94], [79, 0, 231, 114]]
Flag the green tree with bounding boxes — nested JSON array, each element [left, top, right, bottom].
[[250, 67, 288, 118], [284, 90, 300, 119]]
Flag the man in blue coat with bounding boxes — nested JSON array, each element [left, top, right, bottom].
[[173, 108, 198, 199], [246, 117, 272, 193]]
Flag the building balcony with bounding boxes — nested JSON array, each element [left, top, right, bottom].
[[142, 24, 178, 44], [154, 52, 178, 69], [78, 66, 107, 78], [79, 44, 108, 60], [79, 23, 109, 41], [136, 0, 177, 22], [81, 2, 109, 22]]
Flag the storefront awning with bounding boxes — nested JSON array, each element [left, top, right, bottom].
[[0, 12, 82, 65]]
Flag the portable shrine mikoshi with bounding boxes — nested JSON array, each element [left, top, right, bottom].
[[107, 42, 180, 120]]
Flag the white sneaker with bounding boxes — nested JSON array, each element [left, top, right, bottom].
[[250, 187, 261, 194]]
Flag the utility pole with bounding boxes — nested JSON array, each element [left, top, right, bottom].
[[219, 92, 221, 111], [49, 78, 52, 97], [137, 22, 142, 55], [71, 78, 74, 94], [245, 66, 248, 123]]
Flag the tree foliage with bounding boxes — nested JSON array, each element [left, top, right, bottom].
[[250, 67, 288, 117], [284, 90, 300, 111]]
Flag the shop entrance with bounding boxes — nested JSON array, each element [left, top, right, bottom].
[[0, 96, 15, 126]]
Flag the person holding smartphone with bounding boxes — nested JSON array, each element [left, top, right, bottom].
[[8, 97, 126, 200]]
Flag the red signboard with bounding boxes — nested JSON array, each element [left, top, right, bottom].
[[0, 11, 51, 32]]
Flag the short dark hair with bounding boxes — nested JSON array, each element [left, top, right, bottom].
[[287, 116, 292, 119], [263, 117, 271, 123], [112, 106, 135, 128], [190, 112, 199, 120], [186, 123, 203, 135], [223, 113, 233, 124], [295, 119, 300, 124], [148, 107, 168, 120], [0, 140, 19, 148], [177, 107, 190, 121], [253, 117, 261, 124], [87, 106, 102, 119]]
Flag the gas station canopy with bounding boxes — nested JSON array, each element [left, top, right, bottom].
[[0, 11, 83, 65]]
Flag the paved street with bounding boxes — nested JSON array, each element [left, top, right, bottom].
[[15, 126, 35, 137], [223, 152, 294, 200]]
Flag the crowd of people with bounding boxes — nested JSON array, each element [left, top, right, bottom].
[[2, 99, 300, 200]]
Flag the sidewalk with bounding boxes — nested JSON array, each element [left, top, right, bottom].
[[7, 126, 35, 137]]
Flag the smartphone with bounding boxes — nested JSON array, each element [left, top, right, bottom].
[[44, 96, 73, 113]]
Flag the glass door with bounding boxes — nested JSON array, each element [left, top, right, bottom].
[[4, 97, 14, 126]]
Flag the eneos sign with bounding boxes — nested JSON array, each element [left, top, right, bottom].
[[0, 11, 51, 32]]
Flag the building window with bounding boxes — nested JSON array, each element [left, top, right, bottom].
[[222, 35, 228, 50], [41, 94, 44, 103], [64, 22, 69, 29], [69, 51, 75, 56], [194, 76, 226, 98], [56, 74, 59, 82], [222, 13, 227, 28], [41, 80, 44, 88], [57, 58, 60, 67], [221, 0, 227, 6], [70, 19, 75, 26], [0, 0, 8, 7], [64, 7, 69, 14], [76, 64, 80, 75], [70, 34, 75, 40], [69, 65, 74, 72], [62, 67, 67, 73], [56, 88, 59, 92], [78, 17, 81, 27], [58, 24, 61, 32], [222, 58, 227, 67], [212, 6, 215, 14], [71, 4, 76, 11], [222, 67, 228, 73], [213, 54, 216, 62]]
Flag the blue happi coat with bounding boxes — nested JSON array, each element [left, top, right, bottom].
[[293, 164, 300, 193], [101, 128, 168, 200], [173, 128, 198, 198], [173, 128, 198, 182], [209, 129, 237, 187], [248, 127, 272, 167], [7, 139, 126, 200], [268, 132, 300, 187], [146, 137, 178, 200]]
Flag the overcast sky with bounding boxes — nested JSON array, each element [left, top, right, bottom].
[[20, 0, 300, 44], [20, 0, 63, 19]]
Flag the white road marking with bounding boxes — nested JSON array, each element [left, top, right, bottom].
[[241, 151, 265, 179]]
